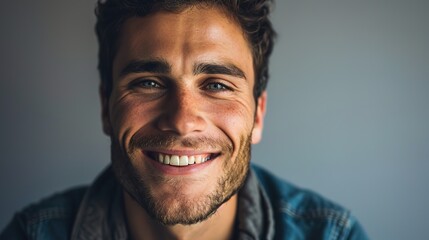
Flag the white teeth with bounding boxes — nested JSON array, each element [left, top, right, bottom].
[[164, 155, 170, 164], [156, 153, 212, 166], [170, 155, 180, 166], [188, 156, 195, 164], [179, 156, 188, 166]]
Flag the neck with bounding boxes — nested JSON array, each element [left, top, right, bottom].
[[123, 191, 237, 240]]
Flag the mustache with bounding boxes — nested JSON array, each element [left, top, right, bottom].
[[129, 134, 233, 153]]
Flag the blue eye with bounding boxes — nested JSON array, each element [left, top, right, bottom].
[[137, 80, 162, 88], [206, 82, 229, 91]]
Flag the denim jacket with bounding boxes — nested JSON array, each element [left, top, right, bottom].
[[0, 164, 369, 240]]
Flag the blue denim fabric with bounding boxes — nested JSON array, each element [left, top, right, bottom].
[[0, 165, 369, 240], [0, 187, 86, 240], [252, 165, 369, 240]]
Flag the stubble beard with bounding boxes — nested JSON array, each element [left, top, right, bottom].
[[111, 134, 252, 226]]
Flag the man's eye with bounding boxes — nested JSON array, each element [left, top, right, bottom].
[[136, 80, 162, 88], [205, 82, 230, 91]]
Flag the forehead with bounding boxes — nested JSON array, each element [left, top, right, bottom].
[[113, 6, 254, 81]]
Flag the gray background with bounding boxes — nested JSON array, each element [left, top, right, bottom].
[[1, 1, 428, 239]]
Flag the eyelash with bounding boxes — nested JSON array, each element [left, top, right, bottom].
[[129, 78, 233, 93], [131, 79, 164, 89], [204, 82, 232, 91]]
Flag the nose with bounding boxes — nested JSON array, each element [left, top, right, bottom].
[[155, 90, 207, 136]]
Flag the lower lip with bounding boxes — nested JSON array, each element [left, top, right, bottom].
[[146, 156, 214, 175]]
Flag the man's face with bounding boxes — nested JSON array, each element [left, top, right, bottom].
[[101, 6, 266, 225]]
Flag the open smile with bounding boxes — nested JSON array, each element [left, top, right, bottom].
[[145, 151, 221, 167]]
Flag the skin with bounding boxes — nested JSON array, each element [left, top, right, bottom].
[[100, 6, 267, 240]]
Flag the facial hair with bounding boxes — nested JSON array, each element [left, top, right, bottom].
[[111, 133, 251, 225]]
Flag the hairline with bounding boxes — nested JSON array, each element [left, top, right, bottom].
[[105, 3, 258, 98]]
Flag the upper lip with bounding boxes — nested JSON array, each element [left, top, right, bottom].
[[142, 149, 222, 162], [142, 149, 220, 156]]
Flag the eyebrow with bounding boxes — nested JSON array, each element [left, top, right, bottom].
[[119, 59, 246, 79], [119, 58, 171, 77], [193, 62, 246, 79]]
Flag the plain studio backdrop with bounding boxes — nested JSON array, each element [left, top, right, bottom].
[[1, 1, 428, 239]]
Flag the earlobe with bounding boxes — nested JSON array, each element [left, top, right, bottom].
[[251, 91, 267, 144], [99, 85, 112, 136]]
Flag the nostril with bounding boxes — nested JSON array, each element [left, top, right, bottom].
[[155, 108, 207, 135]]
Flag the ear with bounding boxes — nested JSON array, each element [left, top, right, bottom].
[[99, 84, 112, 136], [251, 91, 267, 144]]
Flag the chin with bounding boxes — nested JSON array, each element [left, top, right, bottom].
[[111, 133, 252, 225]]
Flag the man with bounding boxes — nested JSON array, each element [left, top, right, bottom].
[[1, 0, 369, 239]]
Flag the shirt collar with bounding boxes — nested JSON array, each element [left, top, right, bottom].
[[71, 165, 274, 240], [236, 168, 275, 240], [71, 166, 127, 240]]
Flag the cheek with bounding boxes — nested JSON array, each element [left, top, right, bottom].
[[206, 100, 255, 140], [109, 97, 157, 140]]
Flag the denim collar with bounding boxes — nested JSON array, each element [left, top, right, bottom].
[[71, 165, 274, 240], [71, 166, 127, 240], [236, 169, 275, 240]]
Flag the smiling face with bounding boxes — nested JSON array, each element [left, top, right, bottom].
[[101, 6, 266, 225]]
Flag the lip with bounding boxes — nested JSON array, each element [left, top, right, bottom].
[[143, 150, 219, 175], [145, 149, 214, 156]]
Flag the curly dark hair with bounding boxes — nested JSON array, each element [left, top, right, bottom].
[[95, 0, 276, 99]]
